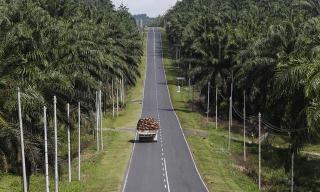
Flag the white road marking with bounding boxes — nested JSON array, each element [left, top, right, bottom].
[[163, 157, 171, 192], [122, 30, 150, 192], [159, 30, 209, 192], [153, 29, 171, 192]]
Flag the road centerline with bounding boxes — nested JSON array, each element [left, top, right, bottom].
[[153, 29, 171, 192]]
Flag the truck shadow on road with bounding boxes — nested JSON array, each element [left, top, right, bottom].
[[157, 82, 167, 85], [128, 139, 138, 143], [159, 108, 193, 114], [128, 139, 157, 143], [159, 108, 174, 112]]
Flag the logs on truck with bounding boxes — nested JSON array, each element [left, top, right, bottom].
[[137, 117, 160, 130]]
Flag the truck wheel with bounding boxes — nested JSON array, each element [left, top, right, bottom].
[[153, 134, 158, 142]]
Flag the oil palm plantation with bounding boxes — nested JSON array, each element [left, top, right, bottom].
[[0, 0, 142, 186], [164, 0, 320, 190]]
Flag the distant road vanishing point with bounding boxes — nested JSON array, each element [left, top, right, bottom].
[[122, 28, 209, 192]]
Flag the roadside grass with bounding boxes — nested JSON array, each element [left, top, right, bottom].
[[0, 30, 147, 192], [0, 131, 133, 192], [160, 27, 320, 192], [304, 143, 320, 153], [160, 28, 259, 192]]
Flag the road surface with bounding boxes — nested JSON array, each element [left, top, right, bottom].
[[122, 28, 209, 192]]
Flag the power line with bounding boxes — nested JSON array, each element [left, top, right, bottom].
[[217, 91, 307, 133]]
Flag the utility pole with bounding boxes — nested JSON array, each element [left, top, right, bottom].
[[67, 104, 71, 182], [258, 113, 261, 190], [206, 82, 210, 122], [243, 91, 246, 161], [112, 80, 115, 119], [291, 152, 294, 192], [120, 78, 123, 105], [215, 87, 218, 129], [231, 71, 233, 129], [122, 76, 125, 105], [17, 88, 27, 192], [43, 106, 49, 192], [96, 92, 100, 151], [78, 102, 81, 181], [228, 97, 231, 150], [99, 90, 103, 151], [192, 83, 195, 111], [54, 96, 58, 192], [188, 64, 191, 88], [116, 81, 119, 117], [289, 132, 294, 192]]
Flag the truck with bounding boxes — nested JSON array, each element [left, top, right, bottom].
[[137, 117, 159, 142]]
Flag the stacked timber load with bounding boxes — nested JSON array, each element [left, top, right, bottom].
[[137, 117, 160, 130]]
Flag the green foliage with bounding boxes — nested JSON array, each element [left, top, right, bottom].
[[164, 0, 320, 167], [0, 0, 142, 182]]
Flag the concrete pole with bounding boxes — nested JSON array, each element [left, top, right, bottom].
[[43, 106, 49, 192], [228, 97, 231, 150], [188, 64, 191, 88], [112, 80, 115, 119], [192, 84, 195, 111], [53, 96, 58, 192], [243, 91, 246, 161], [116, 81, 119, 117], [67, 104, 71, 182], [99, 90, 103, 151], [17, 88, 28, 192], [96, 92, 100, 151], [120, 78, 123, 105], [258, 113, 261, 190], [206, 82, 210, 122], [231, 72, 233, 128], [291, 152, 294, 192], [78, 102, 81, 181], [122, 78, 125, 105], [215, 87, 218, 129]]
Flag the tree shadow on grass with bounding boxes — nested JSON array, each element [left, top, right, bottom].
[[232, 139, 320, 191]]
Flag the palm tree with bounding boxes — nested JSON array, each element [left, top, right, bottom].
[[0, 0, 143, 184]]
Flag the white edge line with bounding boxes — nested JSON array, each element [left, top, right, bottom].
[[121, 29, 149, 192], [158, 30, 210, 192], [154, 28, 171, 192], [163, 157, 171, 192]]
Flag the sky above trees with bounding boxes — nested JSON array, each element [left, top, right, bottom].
[[112, 0, 178, 17]]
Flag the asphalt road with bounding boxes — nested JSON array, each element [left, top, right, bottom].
[[122, 28, 209, 192]]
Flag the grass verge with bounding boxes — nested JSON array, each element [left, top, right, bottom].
[[0, 30, 147, 192], [160, 28, 258, 192], [0, 131, 133, 192], [160, 27, 320, 192]]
